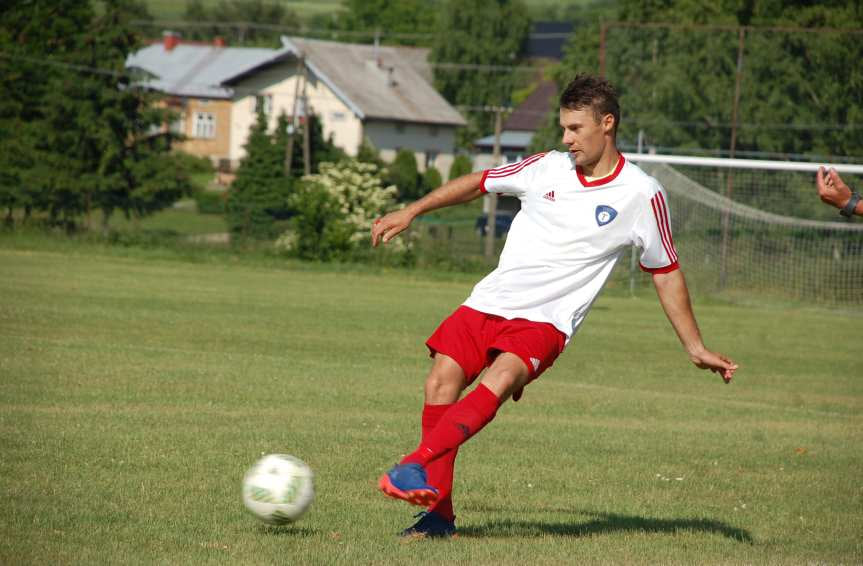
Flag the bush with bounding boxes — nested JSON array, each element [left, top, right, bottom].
[[285, 160, 402, 261], [172, 151, 215, 176], [448, 154, 473, 181], [288, 183, 353, 261], [422, 166, 443, 193], [194, 190, 226, 214], [387, 149, 421, 201]]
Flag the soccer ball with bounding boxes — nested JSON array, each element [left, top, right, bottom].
[[242, 454, 314, 525]]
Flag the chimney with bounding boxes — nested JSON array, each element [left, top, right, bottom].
[[213, 36, 226, 48], [163, 30, 180, 51]]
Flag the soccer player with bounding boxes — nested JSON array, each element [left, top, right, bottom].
[[370, 74, 739, 538]]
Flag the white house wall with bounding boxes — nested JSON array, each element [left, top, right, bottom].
[[229, 62, 363, 166]]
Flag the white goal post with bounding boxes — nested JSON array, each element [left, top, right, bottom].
[[623, 153, 863, 305]]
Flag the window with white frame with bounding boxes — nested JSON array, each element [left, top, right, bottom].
[[193, 112, 216, 139], [254, 94, 273, 116], [426, 150, 439, 169]]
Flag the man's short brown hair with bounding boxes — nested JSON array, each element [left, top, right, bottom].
[[559, 74, 620, 135]]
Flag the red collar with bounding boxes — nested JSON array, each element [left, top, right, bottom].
[[576, 154, 625, 187]]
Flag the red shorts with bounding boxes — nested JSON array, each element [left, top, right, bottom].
[[425, 305, 566, 385]]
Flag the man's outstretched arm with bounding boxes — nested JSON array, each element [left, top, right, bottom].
[[371, 170, 485, 247], [652, 269, 739, 383]]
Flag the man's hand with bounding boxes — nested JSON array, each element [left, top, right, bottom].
[[816, 166, 852, 210], [689, 347, 738, 384], [371, 208, 415, 247]]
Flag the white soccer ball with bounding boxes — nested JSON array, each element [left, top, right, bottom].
[[242, 454, 314, 525]]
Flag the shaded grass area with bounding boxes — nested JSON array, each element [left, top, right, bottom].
[[0, 244, 860, 564]]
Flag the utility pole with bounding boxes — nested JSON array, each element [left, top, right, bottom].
[[285, 53, 304, 176], [484, 107, 504, 259], [301, 59, 311, 177], [719, 27, 746, 289]]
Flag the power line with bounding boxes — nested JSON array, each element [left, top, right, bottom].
[[4, 52, 860, 133], [132, 19, 577, 41]]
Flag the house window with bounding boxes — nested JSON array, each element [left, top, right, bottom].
[[426, 151, 439, 169], [395, 123, 405, 134], [429, 125, 439, 137], [254, 94, 273, 116], [193, 112, 216, 139]]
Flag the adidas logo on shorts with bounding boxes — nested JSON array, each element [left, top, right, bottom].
[[542, 191, 555, 202]]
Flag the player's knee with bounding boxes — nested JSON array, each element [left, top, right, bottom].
[[425, 367, 465, 402], [482, 362, 530, 399]]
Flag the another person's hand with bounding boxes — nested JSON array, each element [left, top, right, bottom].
[[371, 208, 414, 247], [689, 347, 738, 384], [816, 167, 852, 210]]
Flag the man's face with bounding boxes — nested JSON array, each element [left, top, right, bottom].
[[559, 106, 614, 167]]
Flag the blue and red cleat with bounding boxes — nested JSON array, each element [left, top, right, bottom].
[[378, 463, 439, 507], [400, 511, 457, 539]]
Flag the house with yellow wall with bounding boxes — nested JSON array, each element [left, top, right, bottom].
[[127, 33, 465, 177]]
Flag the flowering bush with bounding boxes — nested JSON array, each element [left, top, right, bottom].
[[281, 159, 407, 260]]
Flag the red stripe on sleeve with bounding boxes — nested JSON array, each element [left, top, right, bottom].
[[485, 152, 546, 179], [655, 192, 678, 262], [650, 196, 676, 263]]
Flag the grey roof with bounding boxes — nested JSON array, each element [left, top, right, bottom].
[[390, 46, 433, 84], [126, 42, 289, 99], [474, 131, 534, 150], [282, 37, 465, 126], [126, 37, 465, 127]]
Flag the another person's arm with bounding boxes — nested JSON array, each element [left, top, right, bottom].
[[652, 269, 739, 383], [371, 170, 485, 247], [817, 167, 862, 217]]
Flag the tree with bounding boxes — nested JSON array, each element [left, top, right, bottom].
[[0, 0, 192, 231], [283, 114, 347, 179], [226, 111, 292, 238], [430, 0, 531, 146], [536, 0, 863, 159], [181, 0, 298, 45], [422, 166, 442, 193], [447, 154, 473, 181], [335, 0, 438, 46], [356, 137, 386, 169], [387, 149, 422, 201], [0, 0, 95, 224]]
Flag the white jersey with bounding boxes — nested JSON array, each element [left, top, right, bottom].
[[463, 150, 679, 341]]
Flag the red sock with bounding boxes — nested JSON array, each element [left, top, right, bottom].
[[421, 403, 457, 522], [402, 384, 500, 468]]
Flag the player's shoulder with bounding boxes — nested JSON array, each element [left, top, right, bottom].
[[524, 149, 572, 173], [621, 157, 665, 198]]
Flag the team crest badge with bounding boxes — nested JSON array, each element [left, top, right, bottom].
[[595, 205, 618, 226]]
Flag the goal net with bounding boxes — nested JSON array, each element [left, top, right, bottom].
[[626, 153, 863, 306]]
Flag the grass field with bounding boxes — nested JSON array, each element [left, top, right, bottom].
[[1, 240, 861, 564]]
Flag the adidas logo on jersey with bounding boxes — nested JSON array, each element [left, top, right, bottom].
[[529, 357, 541, 371], [543, 191, 555, 202]]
